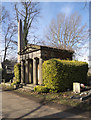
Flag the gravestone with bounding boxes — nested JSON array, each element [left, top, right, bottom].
[[73, 82, 80, 93]]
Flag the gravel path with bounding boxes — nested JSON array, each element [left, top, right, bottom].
[[1, 90, 90, 119]]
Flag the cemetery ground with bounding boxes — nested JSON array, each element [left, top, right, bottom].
[[1, 84, 91, 119]]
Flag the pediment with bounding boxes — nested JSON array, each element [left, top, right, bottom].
[[18, 44, 41, 55]]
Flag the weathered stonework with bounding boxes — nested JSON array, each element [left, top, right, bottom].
[[73, 82, 80, 93], [18, 19, 23, 63], [17, 20, 74, 85], [18, 44, 74, 85]]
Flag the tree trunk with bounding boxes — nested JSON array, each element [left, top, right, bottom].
[[3, 47, 7, 62]]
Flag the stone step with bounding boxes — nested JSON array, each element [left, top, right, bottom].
[[1, 82, 11, 86], [23, 84, 38, 91], [23, 86, 34, 91], [26, 84, 37, 87]]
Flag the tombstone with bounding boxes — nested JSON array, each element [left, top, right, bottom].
[[73, 82, 80, 93], [8, 83, 11, 87], [3, 79, 5, 83], [14, 84, 17, 89], [10, 79, 13, 83], [19, 83, 23, 88]]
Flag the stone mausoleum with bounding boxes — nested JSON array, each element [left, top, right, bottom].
[[18, 20, 74, 85]]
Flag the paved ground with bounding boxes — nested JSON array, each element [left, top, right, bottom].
[[1, 90, 90, 119]]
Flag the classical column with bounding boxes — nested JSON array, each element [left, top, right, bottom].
[[25, 60, 29, 84], [33, 58, 38, 85], [39, 58, 43, 85], [21, 60, 24, 83], [29, 60, 33, 83]]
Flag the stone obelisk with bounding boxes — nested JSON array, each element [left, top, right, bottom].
[[18, 19, 23, 63]]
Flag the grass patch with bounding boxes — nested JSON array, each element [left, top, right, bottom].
[[14, 88, 90, 111], [1, 84, 14, 91]]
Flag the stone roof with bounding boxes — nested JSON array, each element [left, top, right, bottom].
[[18, 44, 74, 55]]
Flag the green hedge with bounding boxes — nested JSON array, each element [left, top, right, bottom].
[[42, 59, 88, 92], [34, 86, 49, 93], [0, 68, 2, 72], [14, 63, 21, 84]]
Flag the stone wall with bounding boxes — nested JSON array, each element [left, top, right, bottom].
[[41, 47, 73, 61]]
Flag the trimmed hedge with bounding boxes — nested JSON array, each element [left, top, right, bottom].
[[34, 86, 49, 93], [14, 63, 21, 84], [42, 59, 88, 92]]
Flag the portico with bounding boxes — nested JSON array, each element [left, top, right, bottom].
[[20, 48, 43, 85], [17, 19, 74, 85], [19, 44, 73, 85]]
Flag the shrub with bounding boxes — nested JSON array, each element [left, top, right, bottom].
[[2, 68, 14, 83], [0, 68, 2, 83], [5, 73, 14, 83], [34, 86, 49, 93], [11, 81, 18, 86], [14, 63, 21, 84], [42, 59, 88, 92], [0, 68, 2, 72]]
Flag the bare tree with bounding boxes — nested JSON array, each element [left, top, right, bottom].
[[3, 23, 17, 62], [14, 0, 40, 47], [0, 6, 9, 24], [45, 12, 88, 52], [2, 6, 17, 62]]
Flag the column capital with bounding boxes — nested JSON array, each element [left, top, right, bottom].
[[21, 60, 24, 63], [26, 59, 29, 61], [39, 57, 43, 61], [33, 58, 37, 63], [33, 58, 36, 60]]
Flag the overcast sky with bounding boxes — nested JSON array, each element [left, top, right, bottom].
[[2, 1, 89, 63]]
